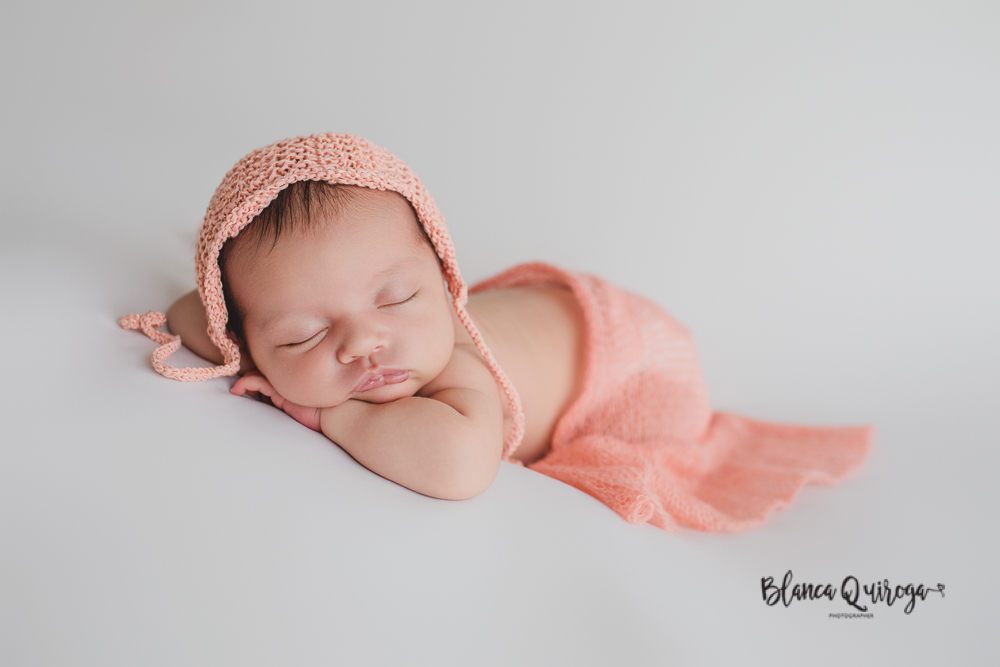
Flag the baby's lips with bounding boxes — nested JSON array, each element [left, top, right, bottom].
[[352, 369, 409, 393]]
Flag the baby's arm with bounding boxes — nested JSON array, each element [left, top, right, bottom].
[[167, 289, 255, 373], [322, 343, 504, 500], [233, 343, 504, 500]]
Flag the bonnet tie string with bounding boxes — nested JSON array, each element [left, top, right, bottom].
[[119, 310, 174, 345], [119, 310, 184, 374], [119, 310, 240, 381]]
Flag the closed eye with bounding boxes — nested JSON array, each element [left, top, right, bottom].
[[382, 291, 418, 308], [283, 329, 326, 349]]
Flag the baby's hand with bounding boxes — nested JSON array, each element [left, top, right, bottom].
[[231, 370, 322, 432]]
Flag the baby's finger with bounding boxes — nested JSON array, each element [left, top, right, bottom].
[[230, 377, 252, 396], [231, 374, 269, 397]]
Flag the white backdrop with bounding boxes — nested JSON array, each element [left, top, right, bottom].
[[2, 2, 997, 665]]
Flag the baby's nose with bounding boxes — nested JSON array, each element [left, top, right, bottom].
[[336, 325, 386, 365]]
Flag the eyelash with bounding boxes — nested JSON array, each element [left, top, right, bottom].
[[384, 291, 418, 308], [286, 331, 323, 348], [283, 291, 418, 348]]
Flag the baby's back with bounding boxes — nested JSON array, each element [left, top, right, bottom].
[[465, 284, 586, 464]]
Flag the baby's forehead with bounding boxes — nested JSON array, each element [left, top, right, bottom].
[[297, 188, 430, 252], [230, 183, 422, 254], [230, 184, 437, 284]]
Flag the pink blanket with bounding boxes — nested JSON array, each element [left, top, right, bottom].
[[471, 263, 872, 532]]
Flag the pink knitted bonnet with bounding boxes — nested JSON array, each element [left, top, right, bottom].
[[120, 133, 525, 459]]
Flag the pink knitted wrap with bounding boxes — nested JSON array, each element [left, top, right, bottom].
[[472, 263, 872, 531], [120, 134, 525, 460]]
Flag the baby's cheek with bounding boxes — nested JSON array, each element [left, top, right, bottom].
[[429, 310, 458, 373], [265, 362, 317, 407]]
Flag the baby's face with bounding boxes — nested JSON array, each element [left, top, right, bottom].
[[226, 190, 456, 408]]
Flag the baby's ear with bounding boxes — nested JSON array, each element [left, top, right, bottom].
[[225, 329, 242, 347], [226, 329, 257, 373], [225, 328, 250, 355]]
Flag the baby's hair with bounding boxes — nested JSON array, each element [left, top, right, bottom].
[[218, 181, 433, 344]]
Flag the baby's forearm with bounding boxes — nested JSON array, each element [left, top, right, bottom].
[[320, 396, 502, 501]]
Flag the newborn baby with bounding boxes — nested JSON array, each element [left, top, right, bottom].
[[168, 181, 583, 498], [122, 133, 871, 532]]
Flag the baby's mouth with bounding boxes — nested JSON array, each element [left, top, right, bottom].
[[352, 369, 410, 394]]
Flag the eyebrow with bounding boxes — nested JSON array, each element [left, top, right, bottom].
[[371, 258, 412, 282], [256, 258, 415, 337]]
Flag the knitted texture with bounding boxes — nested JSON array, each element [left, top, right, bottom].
[[120, 134, 525, 460], [470, 263, 872, 532]]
